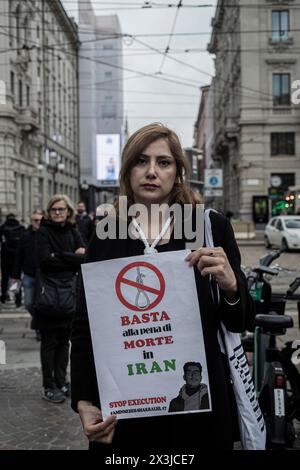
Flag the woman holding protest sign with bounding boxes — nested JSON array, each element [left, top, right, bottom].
[[71, 123, 258, 451]]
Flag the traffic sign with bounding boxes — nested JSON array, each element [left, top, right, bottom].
[[204, 169, 223, 188], [204, 189, 223, 197]]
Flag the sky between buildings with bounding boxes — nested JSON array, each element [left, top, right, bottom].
[[62, 0, 218, 147]]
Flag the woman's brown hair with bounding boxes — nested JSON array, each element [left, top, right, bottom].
[[118, 123, 201, 209]]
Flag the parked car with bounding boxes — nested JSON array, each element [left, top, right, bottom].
[[264, 216, 300, 250]]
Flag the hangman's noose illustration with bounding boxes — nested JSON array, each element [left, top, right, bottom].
[[135, 267, 150, 309]]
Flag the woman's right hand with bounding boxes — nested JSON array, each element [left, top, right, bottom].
[[78, 401, 117, 444]]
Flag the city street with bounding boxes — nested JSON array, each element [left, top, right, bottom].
[[0, 243, 300, 450]]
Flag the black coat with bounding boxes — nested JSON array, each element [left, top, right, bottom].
[[76, 213, 94, 246], [12, 226, 37, 278], [71, 210, 254, 450], [35, 219, 85, 330], [0, 218, 25, 254]]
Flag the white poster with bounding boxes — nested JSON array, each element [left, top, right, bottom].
[[82, 250, 211, 420]]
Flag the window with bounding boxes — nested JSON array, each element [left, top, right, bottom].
[[271, 133, 295, 155], [104, 71, 112, 79], [26, 85, 30, 106], [18, 79, 23, 106], [101, 104, 117, 119], [16, 5, 21, 45], [276, 219, 283, 230], [272, 10, 289, 41], [10, 71, 14, 95], [273, 73, 290, 106]]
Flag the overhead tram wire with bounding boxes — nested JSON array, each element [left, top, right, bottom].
[[130, 34, 274, 100], [0, 18, 288, 102], [3, 2, 300, 14], [158, 0, 183, 74]]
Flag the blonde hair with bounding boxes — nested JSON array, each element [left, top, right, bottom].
[[117, 123, 201, 210], [45, 194, 76, 225]]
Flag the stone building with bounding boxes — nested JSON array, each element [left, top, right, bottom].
[[207, 0, 300, 221], [0, 0, 80, 223]]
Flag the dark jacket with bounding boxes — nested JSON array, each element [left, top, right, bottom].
[[35, 219, 85, 330], [36, 218, 84, 279], [70, 210, 254, 450], [76, 213, 94, 246], [0, 218, 25, 256], [168, 383, 210, 412], [12, 226, 37, 278]]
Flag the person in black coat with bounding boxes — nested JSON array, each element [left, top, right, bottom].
[[12, 210, 43, 338], [76, 201, 94, 246], [70, 123, 255, 451], [36, 195, 85, 404], [0, 214, 25, 304]]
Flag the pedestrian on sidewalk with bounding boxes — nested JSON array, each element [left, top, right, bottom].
[[12, 210, 43, 340], [70, 123, 257, 451], [0, 214, 25, 306], [35, 195, 85, 404], [76, 201, 94, 247]]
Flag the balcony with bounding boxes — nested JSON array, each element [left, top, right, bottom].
[[272, 107, 292, 116], [15, 107, 39, 131]]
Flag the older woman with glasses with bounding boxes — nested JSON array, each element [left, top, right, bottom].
[[35, 195, 85, 404]]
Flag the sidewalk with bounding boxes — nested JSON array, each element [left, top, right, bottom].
[[236, 230, 265, 246], [1, 301, 300, 450], [0, 302, 87, 450]]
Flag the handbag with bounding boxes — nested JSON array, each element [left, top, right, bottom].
[[204, 209, 266, 450], [34, 270, 77, 317]]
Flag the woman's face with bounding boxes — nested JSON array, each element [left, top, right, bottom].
[[130, 138, 177, 206], [49, 200, 69, 224]]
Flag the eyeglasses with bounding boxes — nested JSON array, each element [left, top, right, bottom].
[[50, 207, 67, 213], [32, 219, 42, 222]]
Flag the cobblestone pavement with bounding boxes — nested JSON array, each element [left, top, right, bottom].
[[0, 304, 87, 450], [0, 244, 300, 450], [0, 367, 87, 450]]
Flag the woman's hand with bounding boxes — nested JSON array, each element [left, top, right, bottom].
[[185, 247, 238, 295], [75, 247, 86, 255], [78, 401, 117, 444]]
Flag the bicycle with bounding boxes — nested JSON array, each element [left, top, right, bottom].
[[243, 250, 300, 448]]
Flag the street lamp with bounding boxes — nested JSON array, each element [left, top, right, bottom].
[[37, 149, 65, 193]]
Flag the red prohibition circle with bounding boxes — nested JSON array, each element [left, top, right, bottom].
[[115, 261, 165, 311]]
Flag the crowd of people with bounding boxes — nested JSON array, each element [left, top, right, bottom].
[[0, 200, 93, 403]]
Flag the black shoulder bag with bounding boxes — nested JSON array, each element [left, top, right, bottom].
[[34, 270, 77, 317]]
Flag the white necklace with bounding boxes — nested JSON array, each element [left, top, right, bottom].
[[132, 216, 173, 254]]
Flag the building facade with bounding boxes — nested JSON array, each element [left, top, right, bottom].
[[78, 1, 124, 212], [207, 0, 300, 221], [0, 0, 79, 223]]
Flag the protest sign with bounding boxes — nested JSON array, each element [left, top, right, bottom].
[[82, 249, 211, 419]]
